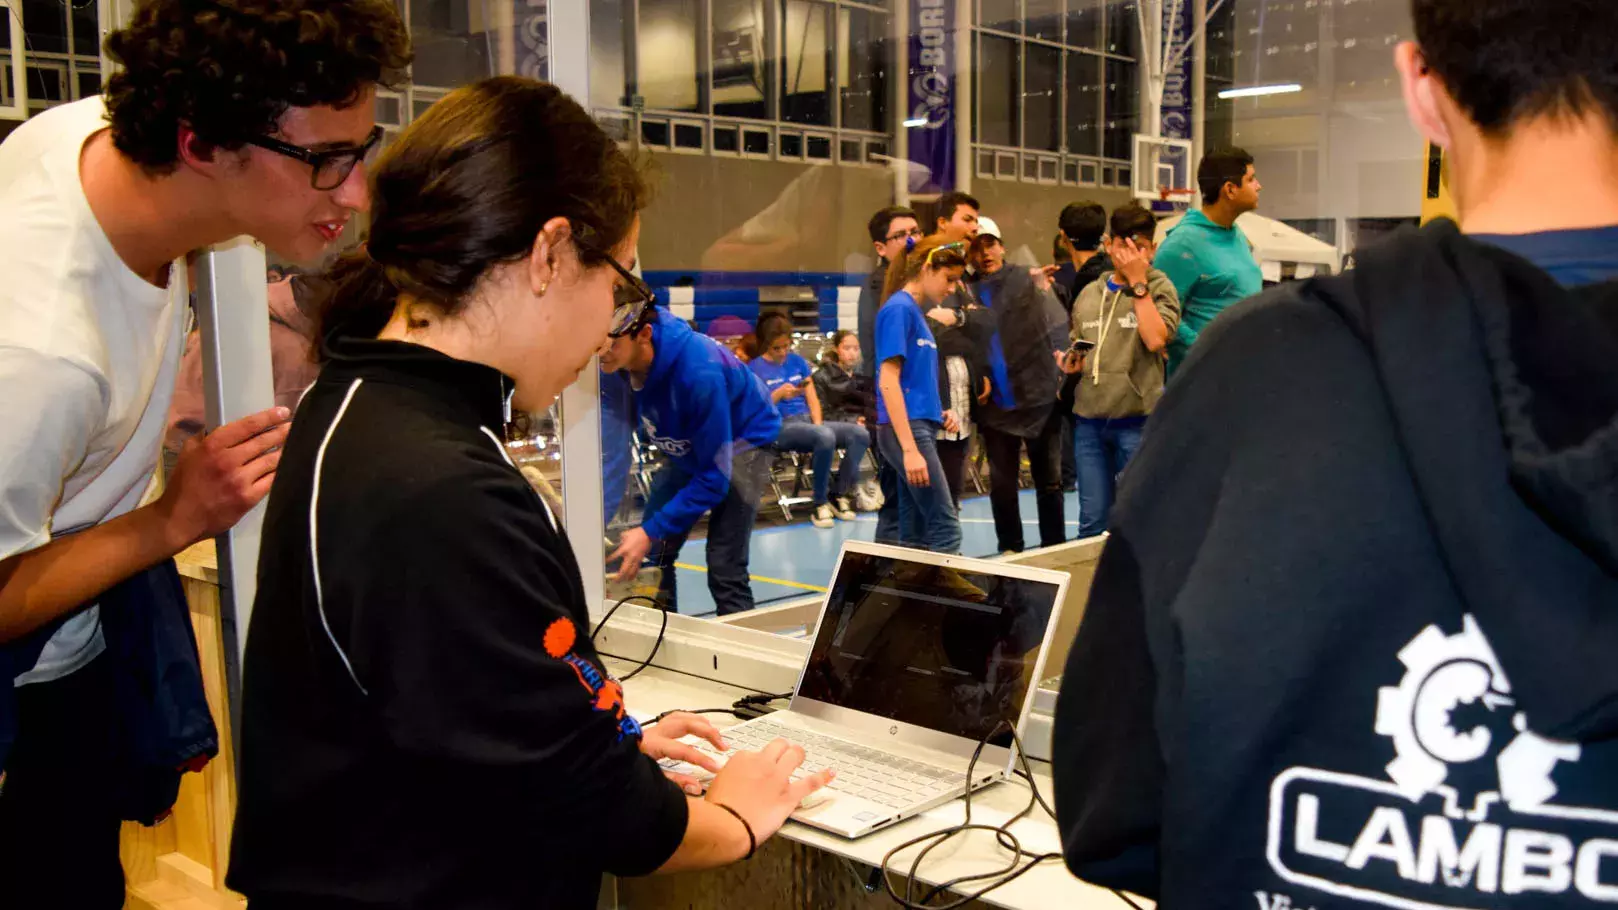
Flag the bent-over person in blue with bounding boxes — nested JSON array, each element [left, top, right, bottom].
[[873, 238, 968, 554], [601, 307, 781, 615]]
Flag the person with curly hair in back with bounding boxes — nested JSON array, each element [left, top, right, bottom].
[[0, 2, 410, 905]]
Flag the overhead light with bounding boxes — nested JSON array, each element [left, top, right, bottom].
[[1219, 83, 1303, 99], [903, 117, 928, 128]]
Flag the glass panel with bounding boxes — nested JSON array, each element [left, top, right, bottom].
[[1104, 0, 1138, 59], [27, 65, 65, 102], [75, 69, 100, 101], [674, 122, 705, 149], [981, 0, 1020, 35], [838, 7, 887, 133], [590, 0, 630, 108], [641, 119, 671, 146], [1065, 51, 1101, 156], [21, 0, 66, 55], [408, 0, 495, 88], [375, 94, 404, 124], [713, 0, 768, 119], [641, 0, 702, 112], [1024, 43, 1059, 152], [977, 33, 1018, 147], [1103, 57, 1137, 160], [780, 0, 831, 126], [1206, 0, 1236, 81], [1066, 0, 1101, 50], [567, 0, 1429, 626], [72, 0, 99, 57], [1025, 0, 1062, 43]]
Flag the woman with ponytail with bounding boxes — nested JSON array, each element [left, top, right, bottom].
[[229, 76, 831, 910], [872, 235, 968, 554]]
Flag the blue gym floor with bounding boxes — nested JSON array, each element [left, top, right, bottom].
[[665, 489, 1079, 617]]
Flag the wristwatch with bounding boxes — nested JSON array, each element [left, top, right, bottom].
[[1127, 282, 1150, 299]]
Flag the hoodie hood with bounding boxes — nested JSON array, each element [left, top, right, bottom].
[[1314, 219, 1618, 740], [645, 306, 700, 388]]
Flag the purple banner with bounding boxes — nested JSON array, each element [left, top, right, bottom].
[[1160, 1, 1193, 152], [1154, 0, 1194, 210], [907, 0, 955, 195]]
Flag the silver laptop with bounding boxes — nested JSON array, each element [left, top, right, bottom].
[[664, 540, 1070, 839]]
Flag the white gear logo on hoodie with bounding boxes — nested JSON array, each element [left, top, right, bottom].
[[1264, 615, 1618, 908], [1375, 615, 1580, 819]]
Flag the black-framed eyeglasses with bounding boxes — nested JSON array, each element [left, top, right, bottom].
[[885, 227, 924, 243], [243, 126, 385, 191], [576, 238, 657, 337]]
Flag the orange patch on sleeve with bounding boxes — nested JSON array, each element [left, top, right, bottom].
[[543, 617, 577, 658]]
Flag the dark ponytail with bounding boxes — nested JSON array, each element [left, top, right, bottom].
[[316, 76, 649, 354], [318, 246, 396, 347]]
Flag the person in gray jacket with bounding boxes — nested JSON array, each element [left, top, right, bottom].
[[1061, 202, 1180, 537]]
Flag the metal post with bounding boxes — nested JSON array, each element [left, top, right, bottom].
[[193, 239, 275, 742], [1192, 0, 1207, 167], [953, 0, 971, 192], [892, 0, 909, 205], [548, 0, 608, 617], [2, 0, 28, 121]]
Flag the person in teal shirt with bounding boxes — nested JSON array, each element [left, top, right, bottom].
[[1155, 149, 1265, 375]]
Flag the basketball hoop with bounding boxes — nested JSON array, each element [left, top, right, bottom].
[[1157, 186, 1196, 205]]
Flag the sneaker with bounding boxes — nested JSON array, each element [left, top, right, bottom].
[[832, 496, 857, 521], [811, 503, 836, 528]]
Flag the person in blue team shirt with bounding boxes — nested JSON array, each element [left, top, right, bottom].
[[750, 317, 870, 529], [874, 236, 969, 554], [600, 306, 781, 615]]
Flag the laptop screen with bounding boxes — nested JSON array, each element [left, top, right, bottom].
[[797, 548, 1061, 746]]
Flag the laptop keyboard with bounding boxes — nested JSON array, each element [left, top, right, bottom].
[[668, 718, 965, 810]]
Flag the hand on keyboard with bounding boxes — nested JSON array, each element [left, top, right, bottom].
[[640, 712, 729, 795], [705, 738, 837, 844]]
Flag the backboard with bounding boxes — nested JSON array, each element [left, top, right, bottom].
[[1133, 135, 1196, 206]]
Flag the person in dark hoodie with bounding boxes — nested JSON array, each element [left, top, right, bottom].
[[968, 220, 1071, 553], [1053, 201, 1112, 308], [1053, 3, 1618, 908], [601, 306, 782, 615], [232, 78, 830, 910], [1053, 202, 1112, 492], [925, 193, 991, 504]]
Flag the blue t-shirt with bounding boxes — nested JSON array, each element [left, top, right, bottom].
[[1474, 225, 1618, 288], [874, 290, 944, 426], [749, 352, 814, 419]]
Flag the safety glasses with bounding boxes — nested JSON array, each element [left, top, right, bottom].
[[575, 238, 657, 338], [925, 241, 967, 268]]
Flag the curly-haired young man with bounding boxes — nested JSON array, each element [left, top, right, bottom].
[[0, 2, 409, 905]]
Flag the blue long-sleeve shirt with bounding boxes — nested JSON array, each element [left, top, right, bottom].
[[632, 309, 781, 540]]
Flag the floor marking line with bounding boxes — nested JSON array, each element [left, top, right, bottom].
[[672, 562, 830, 593]]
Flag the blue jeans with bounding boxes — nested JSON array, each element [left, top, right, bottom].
[[1073, 416, 1146, 538], [874, 441, 901, 545], [877, 421, 962, 554], [643, 447, 770, 615], [775, 416, 871, 505]]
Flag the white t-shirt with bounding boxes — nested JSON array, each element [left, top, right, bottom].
[[0, 98, 185, 685]]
